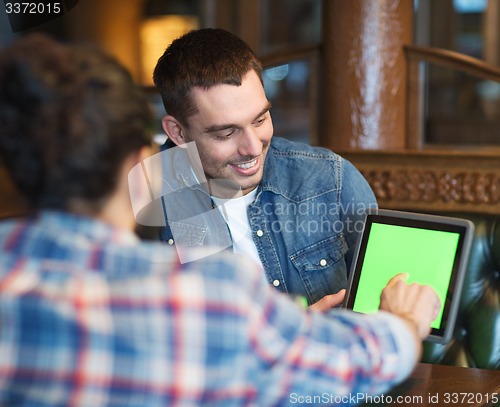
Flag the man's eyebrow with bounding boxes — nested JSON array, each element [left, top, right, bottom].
[[203, 102, 272, 134]]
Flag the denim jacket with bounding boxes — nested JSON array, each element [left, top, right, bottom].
[[158, 137, 377, 304]]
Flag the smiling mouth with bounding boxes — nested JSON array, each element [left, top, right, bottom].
[[228, 157, 261, 176], [235, 158, 258, 169]]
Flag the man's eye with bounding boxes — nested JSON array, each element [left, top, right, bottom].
[[214, 131, 234, 140], [254, 116, 267, 126]]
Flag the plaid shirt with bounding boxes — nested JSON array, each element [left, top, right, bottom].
[[0, 211, 416, 406]]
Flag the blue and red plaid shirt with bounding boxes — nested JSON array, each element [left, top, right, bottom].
[[0, 211, 417, 406]]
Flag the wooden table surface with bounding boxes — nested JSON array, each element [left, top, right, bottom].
[[362, 363, 500, 406]]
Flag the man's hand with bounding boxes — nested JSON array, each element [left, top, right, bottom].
[[379, 273, 441, 340], [309, 289, 346, 312]]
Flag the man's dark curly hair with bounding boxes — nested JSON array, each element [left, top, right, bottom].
[[0, 34, 153, 212]]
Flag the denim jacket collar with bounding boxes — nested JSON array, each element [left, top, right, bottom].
[[260, 137, 340, 202]]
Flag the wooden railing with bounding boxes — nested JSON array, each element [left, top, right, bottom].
[[405, 45, 500, 149], [259, 44, 320, 69]]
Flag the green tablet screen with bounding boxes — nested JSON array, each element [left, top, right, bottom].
[[348, 210, 470, 338], [350, 221, 461, 330]]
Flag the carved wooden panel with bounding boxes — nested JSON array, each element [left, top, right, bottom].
[[339, 150, 500, 214], [363, 169, 500, 203]]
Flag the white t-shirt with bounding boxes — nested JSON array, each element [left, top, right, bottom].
[[212, 188, 263, 268]]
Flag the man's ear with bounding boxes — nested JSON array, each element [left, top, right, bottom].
[[162, 115, 186, 146]]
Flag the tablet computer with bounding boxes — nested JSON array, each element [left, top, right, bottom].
[[344, 209, 474, 343]]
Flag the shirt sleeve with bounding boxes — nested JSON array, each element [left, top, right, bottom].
[[370, 310, 420, 382], [238, 258, 419, 405]]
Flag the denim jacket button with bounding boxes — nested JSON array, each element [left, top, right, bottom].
[[167, 239, 174, 245], [272, 279, 280, 287], [256, 229, 264, 237], [319, 259, 327, 267]]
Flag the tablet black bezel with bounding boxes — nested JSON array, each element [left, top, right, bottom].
[[344, 209, 473, 344]]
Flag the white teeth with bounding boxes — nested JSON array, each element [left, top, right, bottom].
[[236, 159, 257, 169]]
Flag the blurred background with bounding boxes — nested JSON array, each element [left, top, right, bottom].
[[2, 0, 500, 150]]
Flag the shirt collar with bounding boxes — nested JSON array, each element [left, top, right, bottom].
[[35, 210, 139, 245]]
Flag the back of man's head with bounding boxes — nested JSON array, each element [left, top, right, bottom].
[[0, 34, 153, 213], [153, 28, 263, 127]]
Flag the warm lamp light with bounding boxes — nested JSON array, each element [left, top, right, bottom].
[[140, 0, 199, 85]]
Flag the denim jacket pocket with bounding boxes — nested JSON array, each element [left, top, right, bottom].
[[169, 221, 207, 247], [289, 234, 349, 303]]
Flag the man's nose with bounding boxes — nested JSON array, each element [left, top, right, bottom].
[[238, 128, 262, 157]]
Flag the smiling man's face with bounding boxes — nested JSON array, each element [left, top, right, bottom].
[[164, 70, 273, 196]]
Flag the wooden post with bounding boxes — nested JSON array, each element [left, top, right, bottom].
[[321, 0, 413, 150]]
